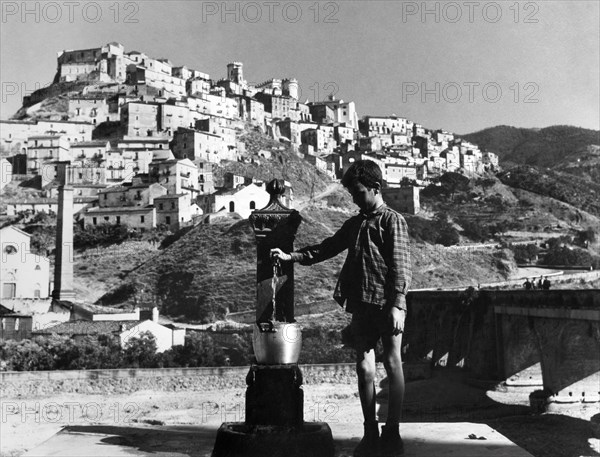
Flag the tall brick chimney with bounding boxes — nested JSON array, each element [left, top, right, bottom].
[[52, 162, 76, 301]]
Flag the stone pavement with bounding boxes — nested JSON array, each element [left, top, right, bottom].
[[24, 422, 534, 457]]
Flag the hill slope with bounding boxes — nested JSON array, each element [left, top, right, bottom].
[[462, 125, 599, 169], [95, 204, 517, 322]]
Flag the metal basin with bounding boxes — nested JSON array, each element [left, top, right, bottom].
[[252, 322, 302, 364]]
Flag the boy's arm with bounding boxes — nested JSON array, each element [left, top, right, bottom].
[[383, 213, 412, 312], [271, 218, 354, 265]]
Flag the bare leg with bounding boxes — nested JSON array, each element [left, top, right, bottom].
[[381, 332, 404, 425], [356, 349, 378, 424], [354, 349, 380, 456]]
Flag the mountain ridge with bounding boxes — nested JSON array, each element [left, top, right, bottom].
[[461, 124, 600, 170]]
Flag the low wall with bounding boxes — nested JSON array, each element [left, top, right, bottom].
[[0, 362, 431, 398]]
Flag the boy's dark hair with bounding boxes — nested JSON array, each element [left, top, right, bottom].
[[341, 160, 383, 189]]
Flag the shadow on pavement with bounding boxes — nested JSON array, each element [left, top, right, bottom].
[[375, 368, 600, 457], [64, 424, 216, 457]]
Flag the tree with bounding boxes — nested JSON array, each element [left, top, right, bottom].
[[543, 246, 592, 267], [439, 172, 470, 201], [172, 332, 227, 367], [434, 212, 460, 246], [123, 331, 158, 368], [511, 244, 539, 264]]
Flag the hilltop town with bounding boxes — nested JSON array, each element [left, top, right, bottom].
[[0, 41, 498, 226]]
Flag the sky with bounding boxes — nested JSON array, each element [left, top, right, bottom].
[[1, 0, 599, 134]]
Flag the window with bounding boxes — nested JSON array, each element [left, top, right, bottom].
[[116, 216, 121, 225], [141, 215, 145, 223], [93, 217, 97, 225], [104, 193, 107, 199], [35, 265, 41, 270], [159, 203, 163, 210], [4, 245, 17, 255], [171, 202, 175, 209], [166, 216, 171, 224], [229, 201, 235, 212], [249, 201, 256, 210]]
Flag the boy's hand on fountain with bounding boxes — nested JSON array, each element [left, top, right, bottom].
[[270, 248, 292, 262]]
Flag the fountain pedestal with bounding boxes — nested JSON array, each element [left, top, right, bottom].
[[246, 363, 304, 427], [212, 179, 334, 457]]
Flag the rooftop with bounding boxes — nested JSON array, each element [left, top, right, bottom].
[[33, 319, 141, 336]]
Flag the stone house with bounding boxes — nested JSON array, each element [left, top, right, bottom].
[[440, 148, 460, 172], [171, 127, 231, 164], [304, 154, 334, 178], [121, 102, 161, 138], [382, 186, 421, 215], [460, 152, 480, 175], [83, 206, 156, 230], [301, 127, 335, 155], [0, 304, 33, 340], [309, 97, 359, 129], [276, 119, 302, 146], [483, 152, 499, 170], [235, 95, 266, 127], [68, 96, 119, 125], [0, 120, 93, 154], [255, 93, 297, 120], [154, 193, 202, 230], [148, 158, 199, 199], [160, 102, 191, 136], [97, 182, 167, 208], [26, 135, 70, 177], [334, 125, 356, 146], [385, 164, 418, 186], [358, 136, 382, 153], [70, 140, 110, 167], [187, 93, 239, 120], [187, 75, 211, 96], [107, 143, 163, 182], [5, 197, 97, 217]]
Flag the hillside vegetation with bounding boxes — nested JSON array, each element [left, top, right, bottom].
[[95, 204, 517, 322], [462, 125, 599, 169], [497, 166, 600, 218]]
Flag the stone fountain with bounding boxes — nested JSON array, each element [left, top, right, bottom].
[[212, 179, 334, 457]]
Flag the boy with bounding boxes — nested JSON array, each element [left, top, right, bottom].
[[271, 160, 411, 457]]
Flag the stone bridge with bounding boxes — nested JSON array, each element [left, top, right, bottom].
[[405, 289, 600, 411]]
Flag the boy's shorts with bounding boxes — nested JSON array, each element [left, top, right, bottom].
[[341, 304, 405, 353]]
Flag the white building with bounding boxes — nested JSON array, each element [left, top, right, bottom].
[[203, 182, 272, 219], [1, 226, 50, 299]]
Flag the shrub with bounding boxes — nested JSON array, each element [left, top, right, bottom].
[[543, 246, 593, 267], [123, 331, 158, 368], [299, 326, 354, 364], [459, 218, 491, 242], [405, 213, 459, 246], [74, 223, 131, 249], [171, 332, 228, 367], [511, 244, 540, 264]]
